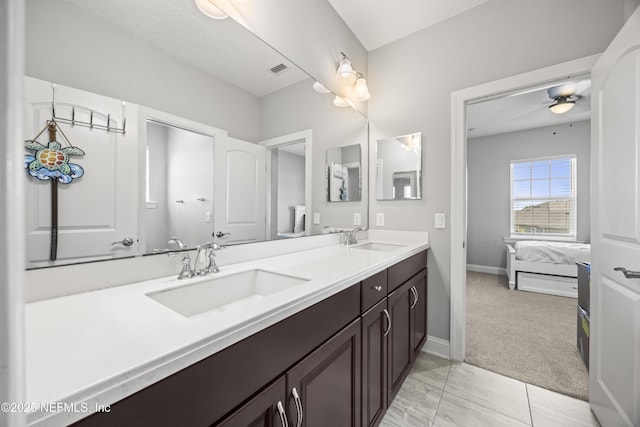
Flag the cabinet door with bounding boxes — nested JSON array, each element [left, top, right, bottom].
[[410, 269, 428, 359], [387, 280, 413, 402], [287, 318, 361, 427], [361, 298, 388, 427], [216, 377, 287, 427]]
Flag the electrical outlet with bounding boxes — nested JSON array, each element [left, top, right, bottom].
[[435, 213, 446, 229], [353, 213, 361, 226], [376, 213, 385, 227], [313, 212, 320, 225]]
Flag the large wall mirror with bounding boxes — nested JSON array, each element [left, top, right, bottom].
[[24, 0, 368, 268], [376, 132, 422, 200]]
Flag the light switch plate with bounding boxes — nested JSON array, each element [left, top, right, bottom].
[[435, 213, 446, 229], [353, 213, 361, 226], [313, 212, 320, 225], [376, 213, 385, 227], [204, 212, 212, 223]]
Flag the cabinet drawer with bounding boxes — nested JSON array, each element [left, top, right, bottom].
[[388, 250, 427, 292], [361, 270, 387, 313]]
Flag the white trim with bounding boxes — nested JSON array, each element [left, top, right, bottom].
[[466, 264, 506, 276], [1, 0, 26, 425], [422, 336, 451, 360], [450, 54, 600, 363], [260, 130, 313, 239]]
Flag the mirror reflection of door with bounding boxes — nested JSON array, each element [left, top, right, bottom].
[[270, 142, 306, 238], [392, 171, 420, 200], [326, 144, 362, 202], [145, 121, 213, 252], [376, 132, 422, 201]]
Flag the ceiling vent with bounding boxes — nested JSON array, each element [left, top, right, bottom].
[[270, 63, 288, 74]]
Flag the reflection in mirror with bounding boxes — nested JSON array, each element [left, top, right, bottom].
[[24, 0, 367, 268], [376, 132, 422, 200], [145, 121, 214, 253], [269, 142, 307, 238], [326, 145, 361, 202]]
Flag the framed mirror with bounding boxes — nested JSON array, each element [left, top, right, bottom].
[[376, 132, 422, 200], [326, 144, 362, 202], [24, 0, 368, 268]]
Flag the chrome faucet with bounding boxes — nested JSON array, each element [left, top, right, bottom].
[[168, 236, 186, 250], [344, 227, 366, 245], [194, 242, 224, 276]]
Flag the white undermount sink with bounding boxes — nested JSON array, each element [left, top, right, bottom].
[[147, 270, 309, 317], [351, 242, 407, 252]]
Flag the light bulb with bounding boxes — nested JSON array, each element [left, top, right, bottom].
[[549, 97, 575, 114], [352, 77, 371, 101], [195, 0, 229, 19]]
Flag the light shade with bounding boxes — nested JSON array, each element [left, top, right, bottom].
[[352, 77, 371, 101], [312, 81, 331, 94], [333, 96, 349, 107], [337, 56, 355, 79], [195, 0, 229, 19], [549, 97, 575, 114]]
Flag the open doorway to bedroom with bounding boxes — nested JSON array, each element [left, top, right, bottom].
[[463, 76, 591, 400]]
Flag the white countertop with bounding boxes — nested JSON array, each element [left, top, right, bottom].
[[25, 232, 428, 426]]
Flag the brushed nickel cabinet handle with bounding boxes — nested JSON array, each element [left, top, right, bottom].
[[276, 401, 289, 427], [383, 308, 391, 337], [292, 387, 303, 427], [410, 286, 419, 309]]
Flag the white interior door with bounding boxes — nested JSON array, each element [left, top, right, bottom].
[[590, 6, 640, 426], [214, 136, 266, 244], [24, 77, 138, 266]]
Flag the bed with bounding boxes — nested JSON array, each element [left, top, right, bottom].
[[506, 240, 591, 298]]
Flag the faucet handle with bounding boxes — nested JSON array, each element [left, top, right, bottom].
[[168, 252, 194, 279]]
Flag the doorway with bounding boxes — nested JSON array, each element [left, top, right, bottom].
[[449, 54, 600, 363]]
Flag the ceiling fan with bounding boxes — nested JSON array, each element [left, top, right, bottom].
[[546, 80, 591, 114]]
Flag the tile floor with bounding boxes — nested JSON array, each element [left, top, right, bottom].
[[380, 352, 600, 427]]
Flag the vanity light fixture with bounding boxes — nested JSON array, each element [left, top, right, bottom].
[[548, 96, 575, 114], [337, 52, 355, 79], [313, 81, 331, 94], [352, 73, 371, 102], [195, 0, 229, 19]]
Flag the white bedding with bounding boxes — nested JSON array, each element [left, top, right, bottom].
[[514, 241, 591, 265]]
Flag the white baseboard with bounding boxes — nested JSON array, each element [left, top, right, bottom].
[[466, 264, 506, 276], [422, 335, 450, 360]]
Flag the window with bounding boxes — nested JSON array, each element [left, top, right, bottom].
[[510, 155, 576, 238]]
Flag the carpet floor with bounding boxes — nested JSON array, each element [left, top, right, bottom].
[[465, 271, 589, 401]]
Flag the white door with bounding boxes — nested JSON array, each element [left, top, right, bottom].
[[214, 136, 266, 244], [590, 7, 640, 426], [24, 77, 138, 266]]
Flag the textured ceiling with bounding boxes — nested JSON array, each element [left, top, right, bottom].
[[327, 0, 491, 51], [61, 0, 310, 97], [467, 79, 592, 139]]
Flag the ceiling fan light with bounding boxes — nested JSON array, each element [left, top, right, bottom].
[[549, 97, 575, 114], [352, 77, 371, 101], [195, 0, 229, 19], [312, 81, 331, 94]]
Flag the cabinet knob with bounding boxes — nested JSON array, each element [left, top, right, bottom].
[[372, 285, 383, 292]]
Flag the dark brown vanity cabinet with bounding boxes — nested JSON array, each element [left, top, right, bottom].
[[361, 250, 428, 427], [72, 250, 427, 427]]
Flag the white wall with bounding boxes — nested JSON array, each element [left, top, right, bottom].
[[26, 0, 261, 142], [0, 0, 25, 425], [261, 78, 368, 234], [277, 151, 305, 233], [467, 121, 591, 270], [368, 0, 626, 340]]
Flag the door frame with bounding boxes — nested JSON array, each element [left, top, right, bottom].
[[260, 130, 312, 240], [449, 54, 600, 362]]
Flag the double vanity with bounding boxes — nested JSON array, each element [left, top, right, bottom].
[[25, 232, 429, 426]]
